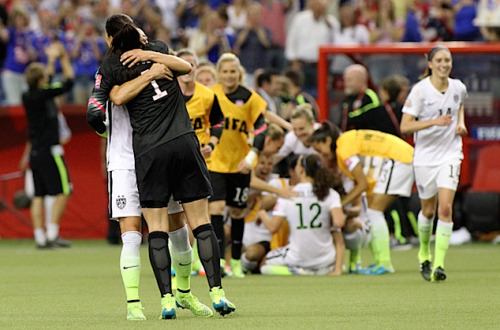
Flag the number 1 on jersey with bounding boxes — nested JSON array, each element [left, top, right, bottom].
[[141, 70, 168, 101]]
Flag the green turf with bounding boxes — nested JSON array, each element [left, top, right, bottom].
[[0, 240, 499, 329]]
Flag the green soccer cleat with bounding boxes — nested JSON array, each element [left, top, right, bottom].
[[358, 265, 395, 275], [431, 267, 447, 282], [230, 258, 245, 278], [127, 302, 146, 321], [209, 287, 235, 316], [419, 260, 432, 282], [160, 293, 177, 320], [175, 291, 213, 317]]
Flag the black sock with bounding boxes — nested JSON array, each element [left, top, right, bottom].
[[231, 217, 244, 260], [148, 231, 172, 296], [210, 214, 225, 258], [193, 223, 221, 288]]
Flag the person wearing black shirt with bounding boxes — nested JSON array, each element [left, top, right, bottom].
[[22, 42, 74, 249], [339, 64, 399, 136], [87, 15, 235, 319]]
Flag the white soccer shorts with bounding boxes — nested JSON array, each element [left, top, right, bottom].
[[373, 159, 414, 197], [414, 158, 462, 200], [109, 170, 184, 220]]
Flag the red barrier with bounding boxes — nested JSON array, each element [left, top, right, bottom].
[[0, 106, 108, 239]]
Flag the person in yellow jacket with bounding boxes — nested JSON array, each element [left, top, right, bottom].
[[208, 53, 268, 278], [177, 49, 224, 165], [309, 121, 414, 275]]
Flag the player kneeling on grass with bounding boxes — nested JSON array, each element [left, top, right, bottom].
[[258, 154, 345, 275], [310, 123, 415, 275]]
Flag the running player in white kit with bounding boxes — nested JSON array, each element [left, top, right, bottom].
[[258, 154, 345, 275], [401, 46, 467, 282]]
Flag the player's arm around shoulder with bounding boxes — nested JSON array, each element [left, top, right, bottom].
[[109, 63, 172, 106], [121, 48, 192, 75]]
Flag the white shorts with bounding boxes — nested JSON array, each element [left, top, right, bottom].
[[109, 170, 141, 219], [264, 247, 335, 275], [343, 227, 371, 250], [108, 170, 183, 220], [414, 158, 462, 200], [243, 221, 272, 247], [373, 159, 414, 197]]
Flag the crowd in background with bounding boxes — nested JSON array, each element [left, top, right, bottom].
[[0, 0, 495, 106]]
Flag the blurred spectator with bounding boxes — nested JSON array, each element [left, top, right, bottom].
[[32, 9, 61, 67], [260, 0, 291, 72], [188, 10, 234, 63], [368, 0, 404, 43], [175, 0, 210, 47], [402, 0, 422, 42], [281, 67, 319, 121], [453, 0, 481, 41], [195, 61, 218, 86], [0, 7, 36, 106], [70, 19, 105, 104], [367, 0, 405, 84], [331, 3, 369, 76], [338, 64, 399, 136], [0, 0, 8, 103], [424, 1, 455, 41], [90, 0, 112, 34], [155, 0, 180, 45], [233, 1, 271, 88], [378, 74, 410, 137], [226, 0, 248, 31], [206, 0, 232, 9], [474, 0, 500, 41], [154, 25, 174, 50], [256, 68, 283, 116], [120, 0, 162, 37], [285, 0, 339, 98], [354, 0, 378, 27]]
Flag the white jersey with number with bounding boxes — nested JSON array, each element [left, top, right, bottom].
[[272, 182, 340, 269], [402, 77, 467, 166], [106, 103, 135, 171]]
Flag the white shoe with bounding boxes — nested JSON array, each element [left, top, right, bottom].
[[492, 234, 500, 244], [449, 227, 472, 246]]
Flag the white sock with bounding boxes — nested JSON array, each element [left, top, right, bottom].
[[169, 225, 192, 291], [241, 252, 258, 272], [44, 196, 56, 228], [46, 223, 59, 241], [34, 228, 46, 246], [366, 208, 391, 267]]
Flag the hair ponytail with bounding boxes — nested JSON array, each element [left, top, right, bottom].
[[303, 154, 345, 200], [111, 23, 142, 54]]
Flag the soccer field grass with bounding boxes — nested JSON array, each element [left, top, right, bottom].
[[0, 240, 499, 329]]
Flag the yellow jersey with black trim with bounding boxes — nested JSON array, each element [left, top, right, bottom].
[[336, 130, 414, 193], [186, 82, 215, 146], [208, 84, 267, 173]]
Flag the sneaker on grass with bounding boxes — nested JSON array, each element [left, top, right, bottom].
[[419, 260, 432, 282], [160, 293, 176, 320], [431, 267, 447, 282], [176, 291, 213, 317], [127, 302, 146, 321], [209, 287, 235, 316]]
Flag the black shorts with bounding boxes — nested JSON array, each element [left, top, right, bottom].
[[209, 171, 251, 208], [135, 132, 212, 208], [30, 148, 72, 197]]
